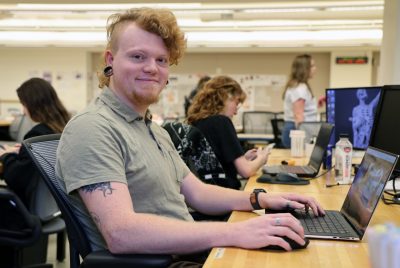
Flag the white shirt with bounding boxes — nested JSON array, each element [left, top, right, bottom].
[[283, 82, 317, 122]]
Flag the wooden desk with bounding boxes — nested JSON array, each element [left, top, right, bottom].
[[204, 149, 400, 268], [0, 120, 11, 127]]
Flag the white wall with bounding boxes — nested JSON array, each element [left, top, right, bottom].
[[0, 47, 90, 116], [330, 50, 374, 88], [0, 47, 379, 118], [379, 0, 400, 84]]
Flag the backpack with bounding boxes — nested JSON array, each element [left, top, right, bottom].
[[163, 122, 230, 187]]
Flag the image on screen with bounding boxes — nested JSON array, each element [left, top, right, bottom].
[[326, 87, 381, 150], [341, 147, 397, 234], [369, 85, 400, 173]]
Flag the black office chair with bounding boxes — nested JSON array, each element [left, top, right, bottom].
[[274, 111, 284, 119], [271, 118, 285, 148], [23, 134, 172, 268], [29, 175, 66, 262], [0, 187, 52, 268], [319, 112, 327, 122]]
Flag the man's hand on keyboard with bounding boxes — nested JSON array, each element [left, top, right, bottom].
[[259, 192, 325, 217]]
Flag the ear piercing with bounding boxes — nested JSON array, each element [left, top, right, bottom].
[[103, 66, 113, 77]]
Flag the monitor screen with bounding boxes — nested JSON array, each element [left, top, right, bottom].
[[369, 85, 400, 172], [326, 86, 382, 150]]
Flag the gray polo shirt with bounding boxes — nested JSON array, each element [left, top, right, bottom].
[[55, 87, 193, 250]]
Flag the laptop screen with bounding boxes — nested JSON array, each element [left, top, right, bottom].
[[308, 123, 334, 170], [341, 147, 398, 237]]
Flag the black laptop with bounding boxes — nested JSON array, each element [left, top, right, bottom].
[[262, 123, 334, 177], [272, 146, 398, 241]]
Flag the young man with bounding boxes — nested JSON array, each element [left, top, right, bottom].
[[56, 7, 324, 266]]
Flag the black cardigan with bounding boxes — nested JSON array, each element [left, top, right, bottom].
[[1, 123, 54, 207]]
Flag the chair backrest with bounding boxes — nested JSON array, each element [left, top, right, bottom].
[[0, 187, 41, 248], [29, 173, 62, 223], [271, 118, 285, 148], [298, 121, 324, 144], [9, 114, 37, 142], [23, 134, 92, 267], [163, 122, 232, 187], [242, 111, 276, 134], [319, 112, 327, 122], [274, 111, 284, 119]]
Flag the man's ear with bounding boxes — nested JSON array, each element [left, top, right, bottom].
[[105, 50, 114, 66]]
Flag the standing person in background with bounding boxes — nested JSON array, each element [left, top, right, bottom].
[[187, 75, 270, 190], [184, 75, 211, 117], [0, 77, 70, 206], [282, 54, 318, 148]]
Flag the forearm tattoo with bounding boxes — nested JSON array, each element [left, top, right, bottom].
[[81, 182, 115, 197]]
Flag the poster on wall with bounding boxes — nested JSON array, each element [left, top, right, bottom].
[[149, 73, 287, 126], [42, 71, 53, 84]]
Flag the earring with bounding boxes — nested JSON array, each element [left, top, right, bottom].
[[103, 65, 113, 77], [166, 80, 169, 85]]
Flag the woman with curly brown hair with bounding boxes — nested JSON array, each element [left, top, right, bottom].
[[187, 75, 270, 189]]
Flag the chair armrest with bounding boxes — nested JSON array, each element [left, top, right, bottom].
[[81, 250, 172, 268]]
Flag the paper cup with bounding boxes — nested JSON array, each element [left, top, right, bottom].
[[290, 130, 305, 157]]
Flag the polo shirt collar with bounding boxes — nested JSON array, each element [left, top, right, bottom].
[[99, 87, 153, 124]]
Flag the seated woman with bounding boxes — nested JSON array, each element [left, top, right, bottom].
[[0, 77, 70, 206], [186, 75, 270, 190]]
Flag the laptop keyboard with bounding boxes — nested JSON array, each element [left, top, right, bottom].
[[282, 166, 311, 174], [295, 210, 351, 235]]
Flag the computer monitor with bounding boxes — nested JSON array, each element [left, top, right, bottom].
[[369, 85, 400, 173], [326, 86, 382, 150]]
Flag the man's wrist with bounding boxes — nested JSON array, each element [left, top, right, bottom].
[[250, 189, 267, 210]]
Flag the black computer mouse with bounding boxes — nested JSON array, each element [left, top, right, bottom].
[[262, 236, 310, 251]]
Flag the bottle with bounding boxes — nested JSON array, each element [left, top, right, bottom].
[[334, 134, 353, 184], [323, 144, 333, 170]]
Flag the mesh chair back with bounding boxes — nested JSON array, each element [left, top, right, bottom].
[[24, 135, 174, 268], [298, 121, 324, 144], [274, 111, 284, 119], [29, 174, 62, 223], [242, 111, 276, 134], [23, 134, 91, 267], [271, 118, 285, 148], [9, 114, 37, 142]]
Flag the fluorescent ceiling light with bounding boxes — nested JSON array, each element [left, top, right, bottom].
[[0, 19, 106, 28], [16, 3, 202, 10], [0, 17, 382, 29], [326, 5, 384, 11], [0, 31, 104, 42], [178, 19, 382, 28], [0, 29, 382, 47], [186, 30, 382, 42], [242, 8, 317, 13]]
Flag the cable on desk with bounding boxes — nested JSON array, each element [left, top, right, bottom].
[[315, 165, 335, 179]]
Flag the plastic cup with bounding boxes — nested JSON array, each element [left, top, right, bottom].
[[290, 130, 305, 157]]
